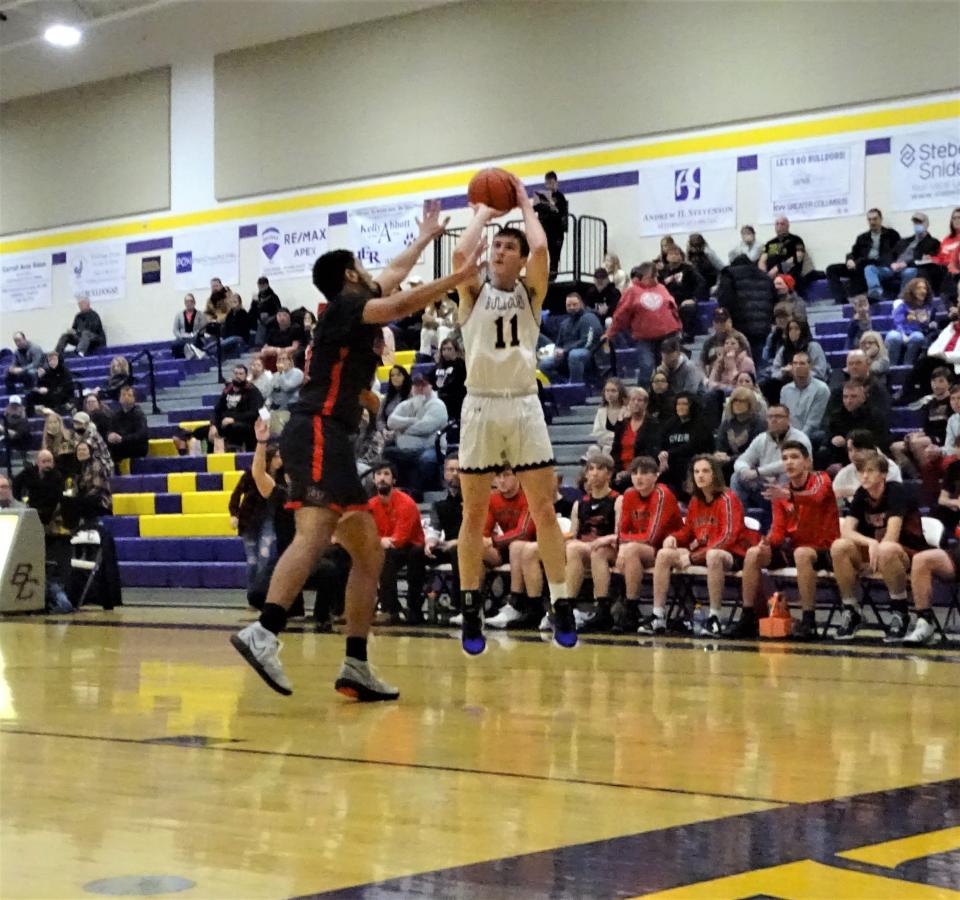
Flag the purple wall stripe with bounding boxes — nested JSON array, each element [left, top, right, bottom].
[[737, 155, 758, 171], [865, 137, 891, 155], [127, 236, 173, 255], [238, 224, 257, 239], [52, 252, 66, 265], [329, 211, 348, 226]]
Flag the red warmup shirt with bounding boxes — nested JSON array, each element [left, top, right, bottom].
[[619, 485, 684, 548], [483, 490, 535, 550], [670, 490, 754, 564], [607, 282, 681, 341], [767, 471, 841, 551], [368, 490, 425, 548], [933, 233, 960, 276]]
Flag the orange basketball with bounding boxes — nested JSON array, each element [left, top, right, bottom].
[[467, 168, 517, 213]]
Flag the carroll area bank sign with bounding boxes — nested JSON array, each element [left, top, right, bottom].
[[891, 128, 960, 211]]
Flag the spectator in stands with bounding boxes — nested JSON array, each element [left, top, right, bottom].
[[830, 451, 927, 641], [217, 292, 251, 358], [584, 267, 621, 320], [431, 338, 467, 427], [717, 253, 778, 361], [890, 369, 954, 480], [686, 233, 724, 292], [759, 303, 792, 378], [759, 216, 812, 293], [0, 474, 24, 510], [828, 349, 891, 425], [5, 332, 44, 394], [780, 351, 830, 440], [656, 337, 704, 397], [266, 349, 303, 433], [656, 236, 678, 274], [69, 440, 113, 525], [605, 264, 681, 384], [384, 372, 448, 492], [249, 355, 274, 399], [12, 449, 64, 528], [105, 385, 149, 465], [171, 294, 207, 359], [378, 365, 412, 431], [714, 386, 766, 480], [729, 225, 761, 264], [611, 387, 661, 490], [41, 412, 77, 476], [930, 459, 960, 547], [602, 253, 628, 291], [2, 396, 31, 464], [27, 351, 75, 416], [647, 370, 674, 423], [826, 208, 901, 302], [732, 405, 811, 511], [418, 294, 457, 357], [826, 382, 889, 464], [737, 442, 840, 639], [250, 277, 281, 345], [932, 207, 960, 308], [764, 317, 829, 402], [846, 295, 874, 350], [205, 278, 229, 322], [885, 277, 936, 366], [661, 246, 706, 342], [857, 330, 890, 381], [772, 274, 807, 320], [262, 308, 305, 356], [98, 356, 134, 403], [564, 454, 620, 633], [55, 296, 106, 357], [658, 392, 714, 497], [71, 411, 113, 476], [706, 335, 755, 392], [229, 441, 280, 608], [832, 430, 902, 501], [730, 371, 768, 418], [422, 451, 463, 612], [700, 308, 748, 373], [644, 455, 753, 636], [589, 378, 628, 456], [368, 461, 426, 625], [82, 392, 112, 436], [941, 383, 960, 458], [210, 364, 263, 452], [864, 213, 941, 300], [614, 456, 683, 632], [532, 170, 568, 280], [539, 292, 603, 384]]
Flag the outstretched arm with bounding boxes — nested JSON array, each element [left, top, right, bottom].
[[375, 199, 450, 296], [453, 203, 500, 319], [510, 175, 549, 310]]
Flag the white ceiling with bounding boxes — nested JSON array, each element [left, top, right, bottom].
[[0, 0, 457, 102]]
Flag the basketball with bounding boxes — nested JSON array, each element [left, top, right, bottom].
[[467, 167, 517, 213]]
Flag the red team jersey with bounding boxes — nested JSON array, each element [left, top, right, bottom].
[[767, 471, 841, 550], [618, 485, 684, 548], [484, 491, 535, 550], [670, 490, 754, 564]]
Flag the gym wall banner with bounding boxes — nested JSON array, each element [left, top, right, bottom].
[[258, 212, 329, 281], [0, 251, 52, 313], [68, 240, 127, 302], [637, 157, 737, 236], [347, 202, 422, 271], [890, 128, 960, 211], [173, 226, 240, 291]]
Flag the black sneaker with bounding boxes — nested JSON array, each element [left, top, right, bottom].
[[579, 605, 615, 634], [461, 602, 486, 656], [834, 605, 862, 641], [724, 614, 758, 639], [637, 613, 666, 635], [552, 599, 578, 648], [883, 610, 910, 643], [612, 601, 640, 634], [703, 614, 723, 637], [794, 616, 818, 640]]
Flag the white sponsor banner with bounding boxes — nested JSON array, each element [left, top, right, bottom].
[[0, 251, 52, 313], [67, 240, 126, 302], [891, 127, 960, 211], [348, 202, 421, 270], [637, 158, 737, 236], [173, 227, 239, 291], [258, 213, 329, 281], [758, 142, 864, 222]]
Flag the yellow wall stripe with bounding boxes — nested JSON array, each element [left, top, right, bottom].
[[2, 97, 956, 256]]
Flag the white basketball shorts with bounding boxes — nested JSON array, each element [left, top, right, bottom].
[[458, 392, 555, 474]]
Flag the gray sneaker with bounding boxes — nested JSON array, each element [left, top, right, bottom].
[[231, 622, 293, 695], [335, 658, 400, 702]]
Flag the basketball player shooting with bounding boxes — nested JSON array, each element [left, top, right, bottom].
[[453, 172, 576, 654], [231, 199, 484, 699]]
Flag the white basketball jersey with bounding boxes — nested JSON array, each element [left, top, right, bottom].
[[461, 280, 540, 396]]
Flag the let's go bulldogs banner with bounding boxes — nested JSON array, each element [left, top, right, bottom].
[[174, 227, 239, 291], [347, 202, 421, 270], [891, 128, 960, 211], [637, 158, 737, 236], [258, 213, 329, 281]]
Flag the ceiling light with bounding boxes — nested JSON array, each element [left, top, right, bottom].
[[44, 24, 82, 48]]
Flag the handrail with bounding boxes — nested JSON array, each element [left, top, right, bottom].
[[126, 348, 162, 414]]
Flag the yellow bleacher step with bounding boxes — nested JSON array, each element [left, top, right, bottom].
[[138, 513, 236, 538], [206, 453, 236, 473], [181, 491, 232, 514], [113, 493, 155, 516], [148, 438, 177, 457]]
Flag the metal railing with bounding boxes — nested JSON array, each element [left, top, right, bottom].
[[127, 349, 162, 415], [577, 215, 608, 282]]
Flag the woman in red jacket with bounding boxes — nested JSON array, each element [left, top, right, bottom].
[[932, 208, 960, 311], [640, 454, 754, 636]]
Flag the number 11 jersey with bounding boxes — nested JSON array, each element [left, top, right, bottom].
[[461, 280, 540, 397]]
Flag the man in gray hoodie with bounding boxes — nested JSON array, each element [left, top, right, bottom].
[[385, 373, 449, 492], [538, 292, 603, 384], [5, 332, 45, 393]]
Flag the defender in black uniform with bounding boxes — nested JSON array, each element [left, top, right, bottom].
[[231, 200, 483, 699]]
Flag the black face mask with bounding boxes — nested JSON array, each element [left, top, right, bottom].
[[376, 483, 391, 496], [232, 378, 246, 388]]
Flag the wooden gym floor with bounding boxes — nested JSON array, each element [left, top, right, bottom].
[[1, 605, 958, 899]]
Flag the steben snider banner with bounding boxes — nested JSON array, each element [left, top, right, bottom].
[[890, 127, 960, 211], [758, 142, 864, 223], [637, 158, 737, 236]]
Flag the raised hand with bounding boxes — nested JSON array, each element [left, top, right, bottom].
[[509, 173, 531, 209], [254, 416, 270, 443], [417, 198, 451, 242]]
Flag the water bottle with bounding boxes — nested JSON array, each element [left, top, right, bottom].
[[692, 603, 706, 636]]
